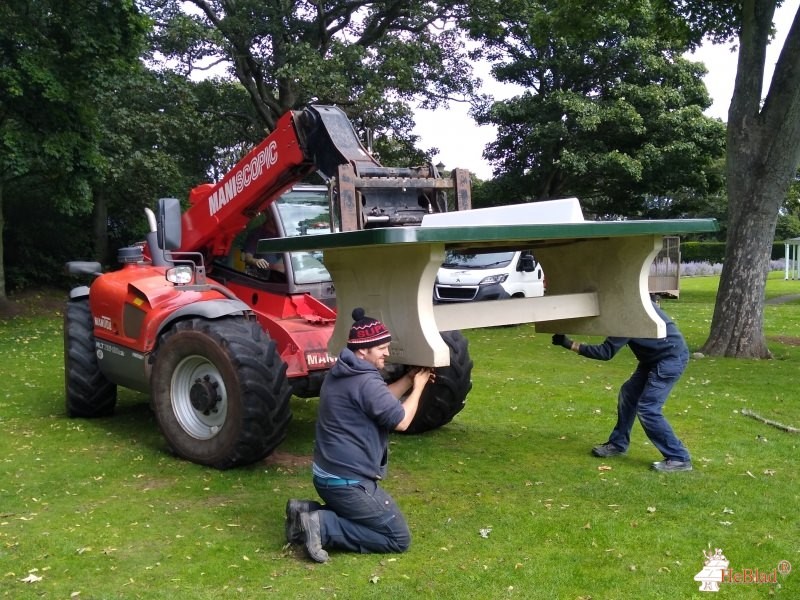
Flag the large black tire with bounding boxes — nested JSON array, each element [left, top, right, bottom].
[[150, 317, 292, 469], [63, 298, 117, 417], [403, 330, 473, 434]]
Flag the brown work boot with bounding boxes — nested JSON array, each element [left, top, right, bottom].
[[300, 510, 329, 563], [285, 499, 322, 545]]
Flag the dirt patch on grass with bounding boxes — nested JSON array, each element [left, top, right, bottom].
[[769, 335, 800, 347], [0, 286, 66, 320], [264, 451, 312, 469]]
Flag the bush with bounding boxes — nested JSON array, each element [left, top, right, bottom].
[[679, 259, 787, 277], [681, 261, 723, 277]]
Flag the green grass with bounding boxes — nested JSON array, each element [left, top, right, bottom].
[[1, 277, 798, 599]]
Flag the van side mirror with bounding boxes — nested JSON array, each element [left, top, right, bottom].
[[519, 254, 536, 272], [157, 197, 182, 250]]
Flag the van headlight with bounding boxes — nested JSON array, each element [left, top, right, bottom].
[[479, 273, 508, 286]]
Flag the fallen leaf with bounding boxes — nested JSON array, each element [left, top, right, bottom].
[[21, 573, 42, 583], [598, 465, 612, 471], [369, 575, 379, 584], [647, 506, 656, 513]]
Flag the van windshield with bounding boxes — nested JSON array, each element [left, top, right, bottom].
[[442, 251, 515, 269]]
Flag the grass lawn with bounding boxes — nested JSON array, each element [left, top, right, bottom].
[[1, 274, 798, 599]]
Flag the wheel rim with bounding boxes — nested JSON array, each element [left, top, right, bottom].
[[170, 355, 228, 439]]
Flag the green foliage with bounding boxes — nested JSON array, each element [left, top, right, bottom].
[[3, 186, 96, 290], [464, 0, 727, 218], [92, 71, 260, 264], [1, 281, 798, 598], [0, 0, 148, 208], [0, 0, 149, 293], [680, 241, 726, 264], [142, 0, 480, 167]]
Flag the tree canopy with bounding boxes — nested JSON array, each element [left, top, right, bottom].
[[0, 0, 148, 302], [464, 0, 727, 218], [142, 0, 480, 163]]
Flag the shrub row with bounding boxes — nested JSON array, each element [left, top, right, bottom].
[[680, 241, 791, 263]]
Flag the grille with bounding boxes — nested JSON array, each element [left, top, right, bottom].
[[435, 285, 478, 301]]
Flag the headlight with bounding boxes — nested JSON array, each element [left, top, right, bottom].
[[479, 273, 508, 286], [166, 265, 194, 284]]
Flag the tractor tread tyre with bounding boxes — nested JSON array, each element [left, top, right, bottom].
[[404, 330, 473, 434], [64, 298, 117, 418], [151, 317, 291, 469]]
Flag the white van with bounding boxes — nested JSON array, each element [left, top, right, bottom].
[[434, 249, 545, 303]]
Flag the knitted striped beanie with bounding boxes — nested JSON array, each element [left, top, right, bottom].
[[347, 307, 392, 350]]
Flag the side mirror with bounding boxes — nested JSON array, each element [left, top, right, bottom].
[[519, 254, 536, 272], [157, 197, 182, 250]]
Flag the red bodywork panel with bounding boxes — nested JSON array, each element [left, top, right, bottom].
[[88, 263, 225, 353], [223, 279, 338, 376], [180, 110, 315, 262], [89, 263, 337, 378]]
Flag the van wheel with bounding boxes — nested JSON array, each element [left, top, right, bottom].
[[402, 331, 473, 434]]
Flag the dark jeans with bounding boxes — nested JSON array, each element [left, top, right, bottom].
[[607, 351, 691, 462], [314, 478, 411, 554]]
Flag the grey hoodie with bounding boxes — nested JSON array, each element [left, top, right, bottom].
[[313, 348, 405, 481]]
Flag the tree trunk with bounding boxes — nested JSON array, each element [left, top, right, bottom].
[[702, 180, 781, 358], [0, 181, 7, 308], [92, 188, 109, 265], [702, 1, 800, 358]]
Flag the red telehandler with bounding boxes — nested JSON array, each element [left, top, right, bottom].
[[64, 105, 473, 469]]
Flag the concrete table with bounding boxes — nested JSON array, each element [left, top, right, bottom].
[[258, 200, 718, 366]]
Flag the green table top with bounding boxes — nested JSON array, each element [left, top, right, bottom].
[[258, 219, 718, 253]]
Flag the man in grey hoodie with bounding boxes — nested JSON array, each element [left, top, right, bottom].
[[285, 308, 433, 562]]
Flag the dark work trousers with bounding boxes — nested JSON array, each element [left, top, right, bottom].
[[607, 350, 691, 462], [314, 478, 411, 554]]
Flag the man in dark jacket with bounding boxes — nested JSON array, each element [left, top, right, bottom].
[[552, 299, 692, 472], [285, 308, 433, 562]]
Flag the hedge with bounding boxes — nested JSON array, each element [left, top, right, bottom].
[[679, 241, 789, 263]]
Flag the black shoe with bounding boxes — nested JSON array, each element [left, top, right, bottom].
[[285, 499, 322, 545], [651, 459, 693, 472], [300, 510, 329, 563], [591, 443, 626, 458]]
